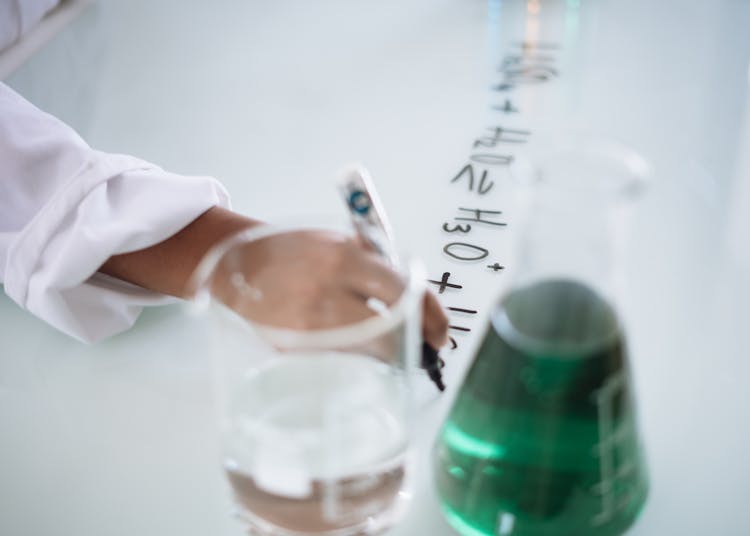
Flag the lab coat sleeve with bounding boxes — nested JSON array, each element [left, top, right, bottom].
[[0, 82, 231, 343]]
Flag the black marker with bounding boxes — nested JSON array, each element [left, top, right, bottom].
[[422, 343, 446, 392], [338, 165, 446, 392]]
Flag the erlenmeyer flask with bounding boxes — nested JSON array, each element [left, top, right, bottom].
[[433, 138, 650, 536]]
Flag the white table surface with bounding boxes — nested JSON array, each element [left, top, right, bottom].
[[2, 1, 750, 535]]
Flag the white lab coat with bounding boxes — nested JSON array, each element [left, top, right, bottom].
[[0, 82, 230, 343]]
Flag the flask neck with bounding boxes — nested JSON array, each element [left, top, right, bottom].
[[508, 138, 649, 301], [512, 187, 617, 298]]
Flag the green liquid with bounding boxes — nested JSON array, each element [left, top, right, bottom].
[[434, 279, 648, 536]]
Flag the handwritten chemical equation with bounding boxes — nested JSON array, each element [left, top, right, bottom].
[[431, 40, 561, 351]]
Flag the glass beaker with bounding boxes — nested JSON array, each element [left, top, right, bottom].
[[433, 138, 651, 536], [189, 221, 424, 536]]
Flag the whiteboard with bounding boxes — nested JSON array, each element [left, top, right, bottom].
[[3, 0, 750, 535]]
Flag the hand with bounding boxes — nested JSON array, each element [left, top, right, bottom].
[[210, 228, 450, 350], [101, 207, 449, 349]]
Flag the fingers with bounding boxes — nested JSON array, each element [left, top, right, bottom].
[[314, 288, 381, 328], [422, 290, 450, 349], [343, 244, 405, 306], [344, 242, 449, 350], [236, 286, 375, 331], [222, 230, 450, 351]]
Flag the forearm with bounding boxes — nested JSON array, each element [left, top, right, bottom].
[[100, 206, 261, 298]]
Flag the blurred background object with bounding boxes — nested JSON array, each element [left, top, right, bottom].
[[0, 0, 94, 78]]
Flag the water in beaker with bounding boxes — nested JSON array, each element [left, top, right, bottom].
[[224, 353, 409, 534]]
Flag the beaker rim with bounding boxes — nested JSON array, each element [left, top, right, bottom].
[[512, 133, 652, 201], [186, 219, 426, 351]]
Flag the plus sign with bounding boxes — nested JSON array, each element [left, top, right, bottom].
[[487, 263, 504, 272], [428, 272, 462, 294], [493, 99, 519, 113]]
